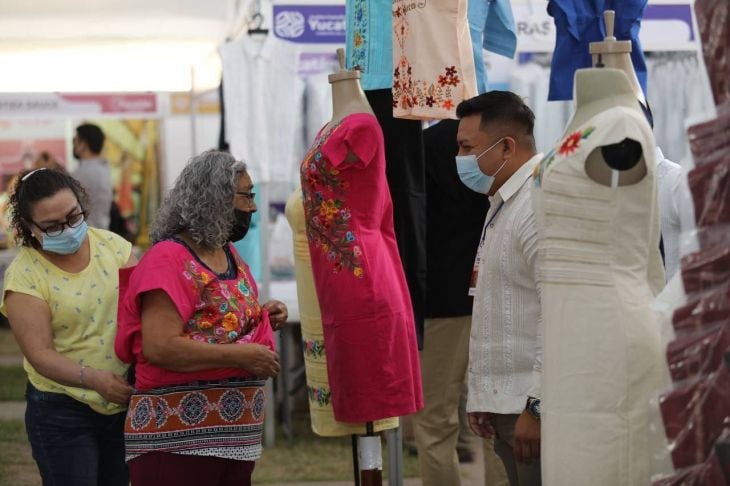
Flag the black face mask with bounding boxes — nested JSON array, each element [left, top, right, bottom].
[[229, 209, 253, 242]]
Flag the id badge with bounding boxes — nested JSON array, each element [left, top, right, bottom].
[[468, 253, 481, 296]]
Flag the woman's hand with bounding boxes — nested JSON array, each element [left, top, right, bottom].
[[86, 368, 134, 405], [239, 344, 280, 378], [263, 300, 288, 331]]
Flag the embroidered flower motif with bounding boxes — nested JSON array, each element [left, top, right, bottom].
[[307, 385, 332, 406], [353, 267, 364, 278], [393, 63, 460, 114], [221, 312, 239, 332], [198, 320, 214, 330], [319, 199, 340, 220], [300, 121, 365, 278], [535, 127, 596, 187], [350, 0, 368, 70], [302, 339, 325, 359], [237, 281, 250, 296], [559, 132, 582, 155]]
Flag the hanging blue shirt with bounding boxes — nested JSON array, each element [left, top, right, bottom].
[[548, 0, 649, 101], [469, 0, 517, 94], [345, 0, 393, 90]]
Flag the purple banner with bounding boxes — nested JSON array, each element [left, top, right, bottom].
[[273, 5, 346, 44], [644, 4, 694, 41]]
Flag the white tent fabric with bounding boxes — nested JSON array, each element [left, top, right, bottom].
[[0, 0, 257, 92]]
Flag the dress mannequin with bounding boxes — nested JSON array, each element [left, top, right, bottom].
[[589, 11, 646, 106], [565, 68, 648, 187], [534, 68, 666, 485], [563, 10, 649, 187], [328, 49, 375, 125], [299, 48, 423, 485]]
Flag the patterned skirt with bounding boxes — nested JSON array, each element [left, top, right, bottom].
[[124, 378, 266, 462]]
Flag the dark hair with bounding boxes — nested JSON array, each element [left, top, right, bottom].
[[76, 123, 105, 154], [456, 91, 536, 148], [10, 169, 89, 248]]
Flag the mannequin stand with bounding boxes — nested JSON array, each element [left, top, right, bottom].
[[358, 422, 383, 485]]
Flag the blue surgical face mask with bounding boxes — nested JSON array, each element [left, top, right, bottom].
[[456, 137, 508, 194], [41, 220, 89, 255]]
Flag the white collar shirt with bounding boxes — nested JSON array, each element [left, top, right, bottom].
[[220, 35, 304, 184], [655, 146, 695, 281], [467, 153, 543, 415]]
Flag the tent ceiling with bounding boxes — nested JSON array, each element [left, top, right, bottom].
[[0, 0, 234, 43], [0, 0, 253, 92]]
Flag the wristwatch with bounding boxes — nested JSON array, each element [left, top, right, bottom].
[[526, 397, 541, 419]]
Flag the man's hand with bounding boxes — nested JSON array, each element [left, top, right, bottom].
[[263, 300, 288, 331], [468, 411, 495, 438], [513, 409, 540, 463]]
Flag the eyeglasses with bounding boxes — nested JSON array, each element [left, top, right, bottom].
[[33, 210, 87, 237], [236, 192, 256, 201]]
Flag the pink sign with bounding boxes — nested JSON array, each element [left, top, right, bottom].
[[0, 93, 158, 117]]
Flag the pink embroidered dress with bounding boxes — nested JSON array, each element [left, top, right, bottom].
[[300, 113, 423, 423]]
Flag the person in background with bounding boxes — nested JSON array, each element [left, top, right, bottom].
[[33, 151, 66, 172], [458, 92, 543, 486], [115, 150, 287, 486], [655, 147, 695, 281], [72, 123, 113, 230], [2, 168, 135, 486]]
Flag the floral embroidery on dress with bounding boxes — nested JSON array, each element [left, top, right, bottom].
[[182, 258, 263, 344], [534, 126, 596, 186], [301, 123, 365, 278], [307, 385, 332, 406], [302, 339, 325, 359], [350, 0, 369, 71], [392, 1, 461, 113]]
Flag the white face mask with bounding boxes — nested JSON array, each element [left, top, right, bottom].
[[455, 137, 508, 194]]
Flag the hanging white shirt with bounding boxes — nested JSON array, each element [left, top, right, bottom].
[[655, 146, 695, 281], [467, 154, 543, 415], [220, 35, 304, 184], [304, 73, 333, 146]]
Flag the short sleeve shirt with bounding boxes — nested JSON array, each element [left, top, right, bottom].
[[1, 228, 132, 414]]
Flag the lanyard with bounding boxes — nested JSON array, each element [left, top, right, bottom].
[[478, 201, 505, 248], [470, 201, 505, 297]]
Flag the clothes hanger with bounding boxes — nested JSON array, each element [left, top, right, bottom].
[[247, 11, 269, 35]]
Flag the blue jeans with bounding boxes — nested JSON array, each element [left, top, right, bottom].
[[25, 382, 128, 486]]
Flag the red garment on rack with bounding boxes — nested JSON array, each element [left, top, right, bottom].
[[666, 323, 730, 382], [672, 285, 730, 335], [659, 365, 730, 469]]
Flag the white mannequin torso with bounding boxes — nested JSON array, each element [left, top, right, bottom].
[[565, 68, 648, 187]]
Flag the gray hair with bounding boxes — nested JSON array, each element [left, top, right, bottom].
[[151, 150, 248, 250]]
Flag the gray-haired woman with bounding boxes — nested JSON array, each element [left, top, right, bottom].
[[115, 150, 287, 486]]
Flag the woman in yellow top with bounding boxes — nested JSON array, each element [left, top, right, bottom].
[[1, 168, 135, 486]]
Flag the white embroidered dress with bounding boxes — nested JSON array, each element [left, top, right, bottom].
[[532, 106, 667, 486]]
